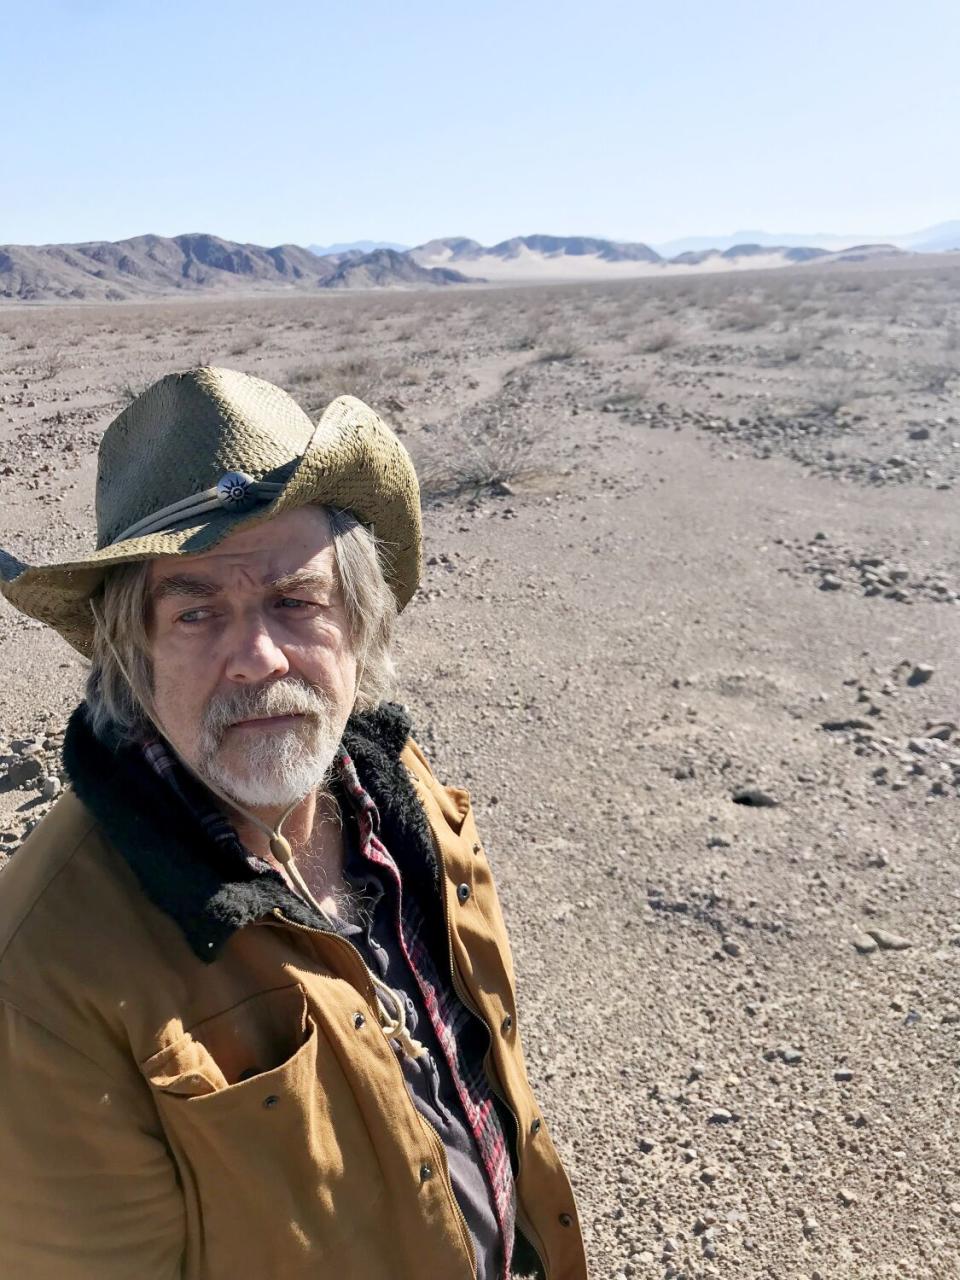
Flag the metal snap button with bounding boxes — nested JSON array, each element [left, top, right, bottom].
[[559, 1212, 573, 1228], [457, 882, 471, 903], [501, 1014, 513, 1035], [472, 842, 481, 855], [419, 1163, 434, 1182], [262, 1094, 280, 1109], [353, 1012, 365, 1029], [530, 1117, 542, 1135]]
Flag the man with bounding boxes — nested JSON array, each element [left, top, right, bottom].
[[0, 367, 588, 1280]]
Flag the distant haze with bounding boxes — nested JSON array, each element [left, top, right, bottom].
[[655, 222, 960, 257], [308, 241, 409, 257]]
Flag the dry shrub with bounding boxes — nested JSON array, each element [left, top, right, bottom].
[[285, 356, 399, 414], [778, 335, 814, 364], [506, 329, 540, 352], [804, 376, 865, 416], [227, 332, 265, 357], [37, 349, 64, 380], [632, 326, 677, 353], [601, 381, 650, 409], [416, 406, 545, 502], [723, 301, 778, 331], [534, 331, 585, 363], [111, 373, 152, 404]]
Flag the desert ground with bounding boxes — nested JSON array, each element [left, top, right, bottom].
[[1, 260, 959, 1279]]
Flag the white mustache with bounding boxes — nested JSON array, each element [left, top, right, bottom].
[[200, 679, 335, 747]]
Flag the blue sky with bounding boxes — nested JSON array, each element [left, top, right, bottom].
[[3, 0, 958, 248]]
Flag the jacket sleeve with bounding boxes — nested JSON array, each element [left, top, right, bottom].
[[0, 999, 185, 1279]]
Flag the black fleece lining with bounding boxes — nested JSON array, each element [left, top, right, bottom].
[[61, 701, 443, 963]]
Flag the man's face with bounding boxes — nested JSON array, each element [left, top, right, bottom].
[[146, 506, 358, 810]]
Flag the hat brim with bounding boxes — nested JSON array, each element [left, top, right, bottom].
[[0, 395, 422, 659]]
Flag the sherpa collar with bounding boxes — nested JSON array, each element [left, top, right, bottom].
[[61, 702, 442, 964]]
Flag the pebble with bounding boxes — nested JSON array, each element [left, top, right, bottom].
[[867, 928, 912, 951], [3, 756, 43, 788], [41, 775, 61, 800], [777, 1045, 803, 1065], [852, 932, 878, 954], [731, 787, 779, 807], [838, 1187, 857, 1206], [907, 663, 935, 686]]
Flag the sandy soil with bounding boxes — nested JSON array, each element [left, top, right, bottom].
[[1, 260, 959, 1279]]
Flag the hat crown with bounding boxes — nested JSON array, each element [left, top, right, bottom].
[[95, 367, 315, 550]]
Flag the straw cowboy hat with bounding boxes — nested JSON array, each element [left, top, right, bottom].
[[0, 366, 422, 658]]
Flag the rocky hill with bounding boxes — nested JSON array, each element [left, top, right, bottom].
[[0, 233, 468, 302], [321, 248, 475, 290]]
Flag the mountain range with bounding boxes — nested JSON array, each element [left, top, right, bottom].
[[654, 220, 960, 256], [406, 234, 907, 280], [0, 224, 955, 303], [0, 235, 471, 302]]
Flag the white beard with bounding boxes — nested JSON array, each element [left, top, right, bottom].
[[195, 678, 346, 809]]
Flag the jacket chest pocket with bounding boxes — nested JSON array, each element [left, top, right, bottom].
[[139, 983, 382, 1271], [143, 983, 315, 1101]]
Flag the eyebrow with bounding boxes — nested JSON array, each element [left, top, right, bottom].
[[150, 568, 337, 603]]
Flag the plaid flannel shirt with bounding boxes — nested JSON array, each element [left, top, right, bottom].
[[142, 737, 516, 1278]]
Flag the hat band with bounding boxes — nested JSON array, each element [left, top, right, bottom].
[[109, 471, 283, 546]]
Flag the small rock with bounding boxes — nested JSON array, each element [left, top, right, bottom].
[[732, 787, 779, 808], [706, 834, 732, 848], [708, 1108, 734, 1124], [867, 928, 912, 951], [721, 938, 742, 958], [833, 1068, 854, 1082], [926, 722, 957, 740], [41, 775, 62, 800], [838, 1187, 857, 1206], [852, 932, 878, 954], [3, 757, 43, 788], [700, 1166, 720, 1184], [907, 663, 935, 687], [819, 574, 843, 591], [777, 1045, 803, 1065]]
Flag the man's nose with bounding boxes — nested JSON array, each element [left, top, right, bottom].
[[224, 610, 291, 683]]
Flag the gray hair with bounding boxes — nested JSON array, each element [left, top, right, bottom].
[[85, 506, 398, 745]]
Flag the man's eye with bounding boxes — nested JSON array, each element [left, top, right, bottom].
[[176, 608, 212, 625], [277, 597, 316, 610]]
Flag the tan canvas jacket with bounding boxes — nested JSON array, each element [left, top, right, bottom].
[[0, 703, 588, 1280]]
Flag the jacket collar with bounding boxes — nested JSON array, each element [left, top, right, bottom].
[[61, 702, 442, 964]]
